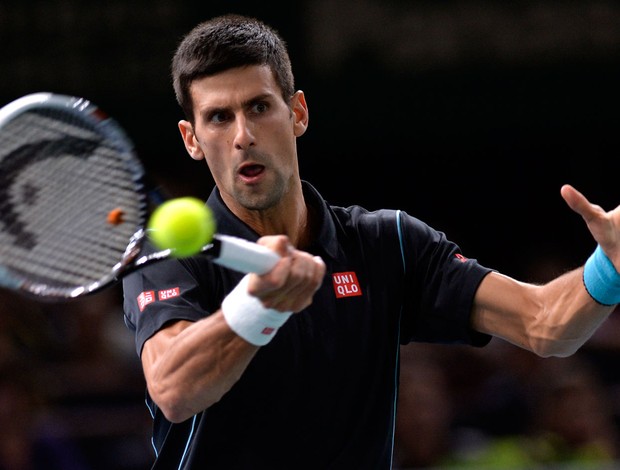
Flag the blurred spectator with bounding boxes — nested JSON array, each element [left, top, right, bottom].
[[0, 288, 152, 469], [0, 362, 91, 470], [394, 334, 620, 468], [526, 356, 620, 465], [394, 346, 454, 469]]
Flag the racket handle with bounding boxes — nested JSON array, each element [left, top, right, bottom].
[[210, 235, 280, 274]]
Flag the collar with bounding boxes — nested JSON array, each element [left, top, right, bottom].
[[206, 180, 339, 261]]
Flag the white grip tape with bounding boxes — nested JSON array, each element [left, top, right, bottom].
[[222, 275, 292, 346]]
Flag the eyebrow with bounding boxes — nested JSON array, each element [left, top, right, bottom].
[[242, 92, 274, 108], [209, 93, 274, 112]]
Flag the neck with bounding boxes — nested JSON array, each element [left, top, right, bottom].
[[228, 180, 313, 249]]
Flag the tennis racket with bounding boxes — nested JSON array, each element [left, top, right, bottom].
[[0, 92, 279, 300]]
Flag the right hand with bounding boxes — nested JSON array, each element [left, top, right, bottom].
[[247, 235, 325, 313]]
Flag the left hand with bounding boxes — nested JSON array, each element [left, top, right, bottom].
[[561, 184, 620, 269]]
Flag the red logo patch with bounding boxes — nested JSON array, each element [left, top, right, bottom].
[[158, 287, 180, 301], [332, 271, 362, 298], [137, 287, 181, 312], [137, 291, 155, 312]]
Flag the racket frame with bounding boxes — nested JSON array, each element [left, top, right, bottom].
[[0, 93, 279, 301]]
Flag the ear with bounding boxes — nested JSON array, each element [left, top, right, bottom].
[[291, 91, 309, 137], [178, 120, 205, 161]]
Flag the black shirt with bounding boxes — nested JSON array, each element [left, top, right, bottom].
[[122, 181, 492, 469]]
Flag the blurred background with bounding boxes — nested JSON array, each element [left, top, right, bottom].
[[1, 1, 619, 468]]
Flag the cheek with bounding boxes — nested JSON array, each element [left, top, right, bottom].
[[202, 149, 234, 184], [198, 136, 224, 164], [266, 120, 296, 153], [204, 153, 223, 174], [276, 133, 298, 161]]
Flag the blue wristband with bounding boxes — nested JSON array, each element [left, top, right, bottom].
[[583, 245, 620, 306]]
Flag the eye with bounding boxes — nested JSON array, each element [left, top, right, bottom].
[[251, 101, 269, 114], [208, 110, 231, 124]]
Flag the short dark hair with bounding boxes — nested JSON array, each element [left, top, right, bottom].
[[172, 14, 295, 122]]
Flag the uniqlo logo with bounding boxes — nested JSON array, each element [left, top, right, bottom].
[[332, 271, 362, 298], [158, 287, 180, 301], [137, 291, 155, 312]]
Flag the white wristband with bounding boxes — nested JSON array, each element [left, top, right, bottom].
[[221, 274, 292, 346]]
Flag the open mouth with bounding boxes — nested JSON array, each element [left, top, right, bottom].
[[239, 164, 265, 178]]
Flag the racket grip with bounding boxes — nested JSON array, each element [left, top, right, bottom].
[[211, 235, 280, 274]]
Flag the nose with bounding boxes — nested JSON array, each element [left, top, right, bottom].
[[233, 114, 255, 150]]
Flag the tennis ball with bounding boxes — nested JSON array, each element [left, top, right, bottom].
[[147, 197, 215, 258]]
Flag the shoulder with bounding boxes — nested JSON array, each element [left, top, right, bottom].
[[331, 204, 431, 239], [303, 181, 439, 253], [331, 204, 398, 230]]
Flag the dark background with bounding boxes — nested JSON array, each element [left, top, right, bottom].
[[1, 1, 619, 468], [3, 0, 619, 276]]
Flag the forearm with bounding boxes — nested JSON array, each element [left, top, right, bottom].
[[472, 269, 616, 358], [142, 312, 259, 423], [140, 238, 324, 423], [528, 267, 616, 357]]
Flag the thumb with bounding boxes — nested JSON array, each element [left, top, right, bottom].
[[560, 184, 598, 222]]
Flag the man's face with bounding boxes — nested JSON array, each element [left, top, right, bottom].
[[179, 65, 307, 214]]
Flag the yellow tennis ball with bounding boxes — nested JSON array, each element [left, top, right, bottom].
[[147, 197, 215, 258]]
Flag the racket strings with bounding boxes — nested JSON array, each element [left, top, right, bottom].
[[0, 107, 146, 294]]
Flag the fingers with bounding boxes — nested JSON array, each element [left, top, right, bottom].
[[248, 235, 326, 313], [255, 234, 293, 257], [561, 185, 620, 266], [261, 251, 325, 312], [561, 184, 607, 223], [561, 184, 591, 217]]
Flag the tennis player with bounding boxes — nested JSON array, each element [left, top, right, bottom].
[[122, 14, 620, 469]]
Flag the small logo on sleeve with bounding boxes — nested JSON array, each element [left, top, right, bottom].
[[137, 291, 156, 312], [158, 287, 180, 301], [137, 287, 181, 312], [332, 272, 362, 298]]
